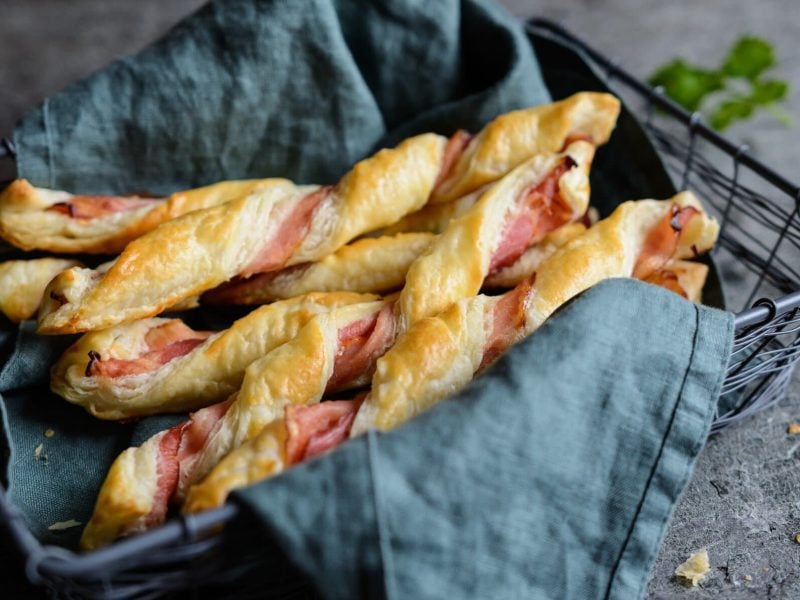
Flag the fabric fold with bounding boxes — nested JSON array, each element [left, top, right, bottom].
[[13, 0, 548, 195], [229, 279, 733, 600]]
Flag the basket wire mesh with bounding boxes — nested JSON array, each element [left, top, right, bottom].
[[0, 17, 799, 599]]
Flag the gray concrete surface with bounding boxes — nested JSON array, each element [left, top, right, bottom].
[[1, 1, 799, 598]]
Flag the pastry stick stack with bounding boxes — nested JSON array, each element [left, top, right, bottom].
[[0, 92, 719, 551]]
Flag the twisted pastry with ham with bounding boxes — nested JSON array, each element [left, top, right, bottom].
[[0, 178, 287, 254], [398, 140, 594, 329], [432, 91, 619, 203], [80, 298, 397, 550], [202, 232, 434, 305], [50, 292, 375, 420], [354, 192, 718, 433], [37, 135, 443, 334], [181, 192, 718, 511]]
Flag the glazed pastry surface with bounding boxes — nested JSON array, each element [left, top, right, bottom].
[[0, 178, 286, 254], [203, 233, 434, 304], [0, 257, 82, 322], [38, 134, 444, 333], [51, 292, 375, 419], [398, 141, 594, 330], [432, 91, 620, 203]]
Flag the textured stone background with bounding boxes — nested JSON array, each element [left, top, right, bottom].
[[1, 1, 799, 598]]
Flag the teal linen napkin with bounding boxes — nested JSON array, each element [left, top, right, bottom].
[[13, 0, 547, 194], [229, 279, 734, 600]]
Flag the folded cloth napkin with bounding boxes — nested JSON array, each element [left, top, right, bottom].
[[228, 279, 734, 600], [12, 0, 547, 194]]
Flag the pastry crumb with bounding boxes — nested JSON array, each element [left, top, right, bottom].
[[787, 423, 800, 434], [47, 519, 81, 531], [44, 429, 55, 438], [744, 574, 752, 582], [675, 549, 710, 586]]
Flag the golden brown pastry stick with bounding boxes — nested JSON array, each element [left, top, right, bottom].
[[0, 178, 286, 254], [202, 232, 434, 304], [80, 298, 396, 550], [432, 91, 620, 203], [50, 291, 376, 420], [0, 258, 82, 322]]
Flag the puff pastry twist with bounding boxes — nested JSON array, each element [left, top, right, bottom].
[[0, 178, 287, 254], [202, 232, 434, 305], [50, 292, 376, 420], [398, 140, 594, 330], [80, 298, 397, 550]]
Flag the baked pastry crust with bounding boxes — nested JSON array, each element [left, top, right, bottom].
[[38, 134, 445, 334], [183, 299, 395, 492], [0, 178, 287, 254], [432, 91, 620, 203], [352, 192, 719, 435], [182, 419, 287, 514], [483, 222, 587, 288], [398, 141, 594, 330], [81, 298, 395, 549], [0, 257, 82, 322], [203, 232, 434, 304], [51, 291, 375, 420]]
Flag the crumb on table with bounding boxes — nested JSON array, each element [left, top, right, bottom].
[[675, 549, 711, 586]]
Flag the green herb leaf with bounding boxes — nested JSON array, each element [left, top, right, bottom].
[[650, 35, 790, 131], [709, 98, 755, 130], [721, 36, 774, 80], [648, 60, 724, 111], [750, 78, 788, 104]]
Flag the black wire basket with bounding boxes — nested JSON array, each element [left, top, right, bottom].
[[1, 17, 799, 599]]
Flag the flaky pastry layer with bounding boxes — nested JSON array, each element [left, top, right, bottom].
[[38, 134, 445, 333], [203, 233, 434, 304], [0, 257, 82, 322], [51, 292, 375, 419], [0, 178, 287, 254]]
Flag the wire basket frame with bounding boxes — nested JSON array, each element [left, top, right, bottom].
[[529, 18, 800, 434], [1, 17, 800, 600]]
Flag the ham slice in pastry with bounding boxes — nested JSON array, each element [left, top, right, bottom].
[[202, 232, 434, 304], [397, 140, 594, 330], [0, 178, 287, 254], [50, 291, 375, 420], [0, 257, 82, 322], [80, 299, 397, 550]]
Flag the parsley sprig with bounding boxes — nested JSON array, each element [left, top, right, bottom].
[[649, 36, 790, 130]]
